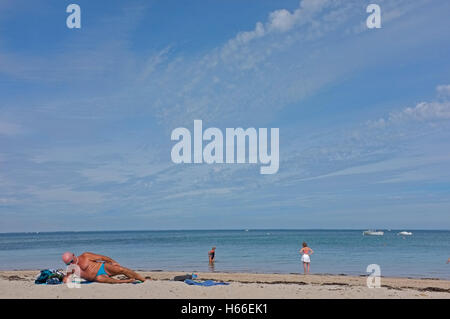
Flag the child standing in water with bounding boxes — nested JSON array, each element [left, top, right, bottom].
[[208, 246, 216, 265], [299, 242, 314, 274]]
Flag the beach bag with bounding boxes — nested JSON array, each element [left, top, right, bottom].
[[35, 269, 53, 284], [46, 277, 62, 285], [173, 273, 198, 281], [35, 269, 65, 284]]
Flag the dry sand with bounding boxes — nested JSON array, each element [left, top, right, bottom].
[[0, 270, 449, 299]]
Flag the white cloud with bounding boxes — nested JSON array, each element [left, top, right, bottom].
[[368, 85, 450, 127], [392, 101, 450, 121], [227, 0, 331, 48], [437, 84, 450, 97], [268, 9, 298, 32], [233, 22, 265, 45]]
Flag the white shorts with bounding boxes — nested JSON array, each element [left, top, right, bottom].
[[301, 254, 310, 263]]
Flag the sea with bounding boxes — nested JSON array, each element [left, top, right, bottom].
[[0, 230, 449, 279]]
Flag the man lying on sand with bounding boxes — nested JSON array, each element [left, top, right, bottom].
[[62, 252, 147, 284]]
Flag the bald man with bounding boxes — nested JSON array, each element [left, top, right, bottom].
[[62, 252, 147, 284]]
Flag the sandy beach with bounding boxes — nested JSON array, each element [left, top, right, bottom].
[[0, 270, 448, 299]]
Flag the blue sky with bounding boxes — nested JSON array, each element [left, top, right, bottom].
[[1, 0, 450, 232]]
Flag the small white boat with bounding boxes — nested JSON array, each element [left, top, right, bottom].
[[363, 230, 384, 236], [398, 231, 412, 236]]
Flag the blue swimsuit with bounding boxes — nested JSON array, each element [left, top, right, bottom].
[[96, 263, 109, 277]]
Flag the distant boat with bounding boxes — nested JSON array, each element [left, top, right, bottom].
[[398, 231, 412, 236], [363, 230, 384, 236]]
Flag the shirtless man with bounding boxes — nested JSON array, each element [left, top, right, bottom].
[[62, 251, 146, 284]]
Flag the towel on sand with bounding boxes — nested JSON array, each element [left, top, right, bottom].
[[184, 279, 229, 286]]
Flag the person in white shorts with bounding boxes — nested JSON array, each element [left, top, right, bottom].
[[299, 242, 314, 274]]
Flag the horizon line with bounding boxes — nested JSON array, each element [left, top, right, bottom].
[[1, 228, 449, 235]]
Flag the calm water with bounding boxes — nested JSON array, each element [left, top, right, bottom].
[[0, 230, 449, 279]]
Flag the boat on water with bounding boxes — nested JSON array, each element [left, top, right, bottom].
[[362, 230, 384, 236], [398, 231, 412, 236]]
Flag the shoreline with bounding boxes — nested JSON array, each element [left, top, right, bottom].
[[1, 270, 449, 299]]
